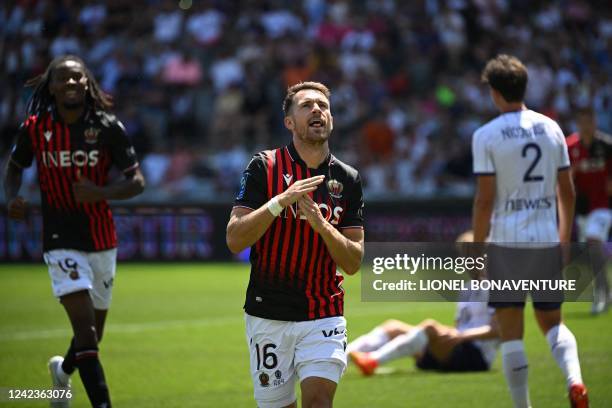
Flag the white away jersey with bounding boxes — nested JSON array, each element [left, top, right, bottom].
[[472, 110, 570, 244]]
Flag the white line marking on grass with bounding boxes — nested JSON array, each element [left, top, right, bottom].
[[0, 328, 70, 342], [0, 316, 240, 342], [0, 303, 451, 342]]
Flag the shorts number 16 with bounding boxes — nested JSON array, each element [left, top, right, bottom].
[[255, 343, 278, 370]]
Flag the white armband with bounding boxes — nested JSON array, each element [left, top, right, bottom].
[[266, 196, 284, 217]]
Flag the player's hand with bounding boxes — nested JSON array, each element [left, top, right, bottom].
[[7, 196, 27, 220], [277, 175, 325, 207], [465, 243, 487, 280], [72, 169, 105, 203], [298, 194, 326, 233], [437, 328, 462, 348]]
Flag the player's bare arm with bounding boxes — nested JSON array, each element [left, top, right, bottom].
[[72, 168, 146, 203], [4, 160, 27, 220], [298, 195, 364, 275], [556, 168, 576, 243], [472, 175, 496, 242], [456, 322, 499, 343], [437, 323, 498, 350], [226, 175, 325, 254]]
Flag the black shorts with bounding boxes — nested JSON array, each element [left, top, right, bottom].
[[416, 341, 489, 372], [486, 244, 565, 307]]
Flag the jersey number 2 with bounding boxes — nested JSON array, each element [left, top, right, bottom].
[[522, 143, 544, 182]]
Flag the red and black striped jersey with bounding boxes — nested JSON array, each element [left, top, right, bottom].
[[566, 131, 612, 214], [9, 109, 139, 252], [234, 142, 364, 321]]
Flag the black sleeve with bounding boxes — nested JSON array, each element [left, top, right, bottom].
[[9, 122, 34, 168], [234, 153, 268, 210], [340, 172, 364, 229], [108, 120, 139, 174]]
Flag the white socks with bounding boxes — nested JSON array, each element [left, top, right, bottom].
[[501, 340, 531, 408], [346, 327, 390, 354], [56, 362, 71, 384], [500, 325, 583, 407], [546, 324, 583, 387], [370, 328, 428, 365]]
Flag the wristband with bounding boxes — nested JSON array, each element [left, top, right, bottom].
[[267, 196, 284, 217]]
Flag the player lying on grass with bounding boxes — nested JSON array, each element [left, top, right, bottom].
[[348, 288, 499, 375]]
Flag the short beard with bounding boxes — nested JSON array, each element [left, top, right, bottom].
[[62, 101, 85, 110], [297, 125, 330, 145]]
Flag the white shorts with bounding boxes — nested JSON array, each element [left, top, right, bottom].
[[577, 209, 612, 242], [245, 313, 347, 408], [44, 248, 117, 309]]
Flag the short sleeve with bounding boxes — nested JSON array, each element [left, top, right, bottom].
[[108, 120, 139, 174], [558, 141, 571, 170], [472, 129, 495, 175], [553, 123, 570, 170], [234, 154, 268, 210], [339, 172, 364, 229], [9, 122, 34, 169]]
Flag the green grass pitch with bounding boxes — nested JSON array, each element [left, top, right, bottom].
[[0, 263, 610, 407]]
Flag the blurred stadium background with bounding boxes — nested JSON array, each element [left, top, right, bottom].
[[1, 0, 611, 205], [2, 0, 610, 258], [0, 0, 611, 407]]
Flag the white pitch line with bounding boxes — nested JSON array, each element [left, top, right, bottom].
[[0, 316, 241, 342], [0, 303, 450, 342]]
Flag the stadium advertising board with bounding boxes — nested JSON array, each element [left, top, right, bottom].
[[0, 201, 472, 261]]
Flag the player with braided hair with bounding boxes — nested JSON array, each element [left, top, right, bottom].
[[5, 55, 145, 408]]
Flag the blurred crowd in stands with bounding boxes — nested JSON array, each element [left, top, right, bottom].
[[1, 0, 611, 203]]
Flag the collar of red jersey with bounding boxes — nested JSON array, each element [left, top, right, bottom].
[[48, 104, 94, 124], [286, 142, 333, 170]]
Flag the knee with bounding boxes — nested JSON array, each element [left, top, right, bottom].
[[381, 319, 408, 337], [305, 394, 333, 408], [498, 321, 524, 341], [420, 318, 437, 327], [381, 319, 403, 330], [419, 319, 439, 335], [74, 324, 98, 348], [535, 312, 561, 334]]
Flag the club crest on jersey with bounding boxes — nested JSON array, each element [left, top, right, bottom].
[[259, 373, 270, 387], [84, 127, 101, 144], [326, 179, 343, 199]]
